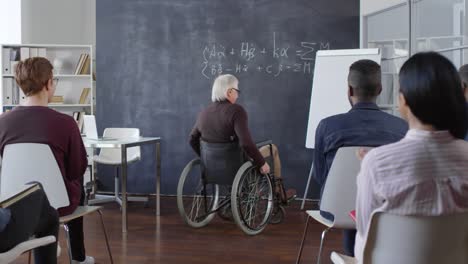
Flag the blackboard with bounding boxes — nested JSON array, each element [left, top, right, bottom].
[[96, 0, 359, 198]]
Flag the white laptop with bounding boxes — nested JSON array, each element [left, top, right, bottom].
[[83, 115, 115, 141]]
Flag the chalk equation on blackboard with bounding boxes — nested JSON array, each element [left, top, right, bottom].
[[201, 32, 330, 79]]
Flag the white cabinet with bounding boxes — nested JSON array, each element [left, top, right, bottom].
[[0, 44, 94, 122]]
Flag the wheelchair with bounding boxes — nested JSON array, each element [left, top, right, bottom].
[[177, 140, 290, 235]]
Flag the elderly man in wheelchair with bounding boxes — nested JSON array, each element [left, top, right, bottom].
[[177, 74, 295, 235]]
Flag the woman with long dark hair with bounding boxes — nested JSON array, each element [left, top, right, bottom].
[[354, 52, 468, 261]]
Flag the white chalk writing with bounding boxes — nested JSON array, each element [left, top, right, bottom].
[[201, 32, 330, 79]]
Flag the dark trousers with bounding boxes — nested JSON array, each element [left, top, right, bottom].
[[320, 210, 356, 257], [66, 187, 86, 261], [0, 188, 59, 264]]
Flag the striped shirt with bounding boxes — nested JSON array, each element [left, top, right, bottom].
[[355, 129, 468, 262]]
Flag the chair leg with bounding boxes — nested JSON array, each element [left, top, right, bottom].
[[296, 215, 311, 264], [98, 210, 114, 264], [63, 224, 73, 264], [317, 227, 331, 264], [28, 250, 31, 264]]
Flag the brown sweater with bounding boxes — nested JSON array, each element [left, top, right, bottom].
[[0, 106, 87, 216], [189, 101, 265, 167]]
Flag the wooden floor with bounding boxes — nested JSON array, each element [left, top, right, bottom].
[[14, 197, 344, 264]]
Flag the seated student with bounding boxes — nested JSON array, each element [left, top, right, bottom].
[[355, 52, 468, 262], [0, 187, 58, 264], [312, 59, 408, 256], [189, 74, 294, 200], [0, 57, 93, 264], [459, 64, 468, 140]]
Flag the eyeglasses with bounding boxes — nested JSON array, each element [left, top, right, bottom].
[[52, 77, 59, 87], [231, 88, 241, 94]]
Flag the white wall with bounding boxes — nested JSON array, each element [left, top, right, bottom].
[[0, 1, 22, 44], [361, 0, 407, 16], [20, 0, 95, 47]]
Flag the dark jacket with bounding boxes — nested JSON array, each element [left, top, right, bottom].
[[312, 102, 408, 189]]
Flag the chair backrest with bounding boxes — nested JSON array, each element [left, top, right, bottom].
[[363, 212, 468, 264], [98, 128, 141, 162], [320, 147, 361, 228], [200, 141, 244, 185], [0, 143, 69, 209]]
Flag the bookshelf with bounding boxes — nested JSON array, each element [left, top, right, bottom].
[[367, 36, 466, 116], [362, 0, 468, 116], [0, 44, 94, 123]]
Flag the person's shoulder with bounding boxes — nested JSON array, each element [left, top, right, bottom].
[[49, 108, 74, 121], [228, 102, 245, 111], [0, 107, 33, 123], [378, 110, 406, 123], [48, 109, 79, 128], [377, 111, 409, 131], [0, 110, 13, 122], [227, 103, 247, 116], [366, 138, 407, 164], [322, 112, 348, 123], [318, 112, 349, 130]]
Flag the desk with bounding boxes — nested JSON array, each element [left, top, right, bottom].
[[83, 137, 161, 233]]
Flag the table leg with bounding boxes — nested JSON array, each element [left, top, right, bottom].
[[121, 145, 128, 233], [156, 142, 161, 216]]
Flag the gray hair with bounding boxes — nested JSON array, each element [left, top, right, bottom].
[[211, 74, 239, 102]]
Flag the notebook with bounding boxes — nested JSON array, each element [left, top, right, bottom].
[[0, 183, 41, 208], [83, 115, 115, 141]]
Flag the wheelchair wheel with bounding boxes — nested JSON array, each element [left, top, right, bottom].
[[177, 158, 219, 228], [231, 161, 274, 235]]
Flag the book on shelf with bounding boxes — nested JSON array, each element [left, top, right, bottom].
[[9, 48, 20, 61], [12, 82, 20, 105], [3, 79, 21, 105], [20, 47, 29, 60], [38, 48, 46, 57], [73, 111, 80, 121], [29, 48, 38, 58], [2, 48, 10, 74], [80, 55, 90, 75], [3, 106, 13, 112], [8, 48, 20, 74], [77, 112, 85, 132], [3, 78, 13, 105], [74, 54, 84, 75], [78, 88, 91, 104], [74, 54, 90, 75], [19, 89, 26, 104], [0, 183, 41, 209], [72, 87, 91, 132], [50, 95, 64, 104]]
